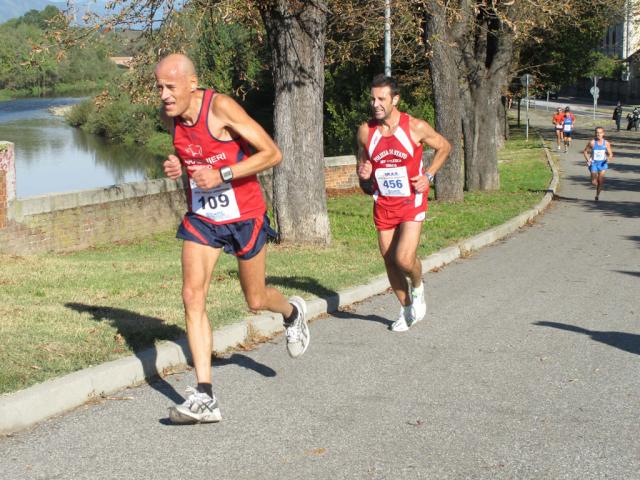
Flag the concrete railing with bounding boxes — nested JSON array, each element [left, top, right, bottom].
[[0, 152, 358, 255]]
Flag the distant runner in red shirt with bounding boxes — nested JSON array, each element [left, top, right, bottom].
[[156, 53, 309, 425], [552, 107, 565, 151], [357, 75, 451, 333]]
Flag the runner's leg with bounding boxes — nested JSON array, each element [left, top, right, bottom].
[[168, 240, 223, 424], [378, 227, 411, 306], [238, 245, 292, 317], [238, 245, 309, 358], [597, 170, 606, 198], [182, 240, 221, 385]]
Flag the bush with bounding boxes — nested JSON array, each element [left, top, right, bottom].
[[146, 132, 173, 157], [65, 99, 95, 127]]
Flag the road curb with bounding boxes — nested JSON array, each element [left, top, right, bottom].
[[0, 138, 559, 436]]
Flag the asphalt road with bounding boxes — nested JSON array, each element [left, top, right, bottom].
[[1, 116, 638, 480]]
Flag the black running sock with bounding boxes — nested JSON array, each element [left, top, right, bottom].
[[284, 305, 298, 326], [197, 383, 213, 398]]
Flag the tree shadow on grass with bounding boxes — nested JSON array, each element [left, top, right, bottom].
[[534, 321, 640, 356], [65, 303, 278, 408]]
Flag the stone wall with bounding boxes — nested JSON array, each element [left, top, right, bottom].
[[0, 154, 358, 255]]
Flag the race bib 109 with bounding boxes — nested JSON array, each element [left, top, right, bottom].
[[191, 180, 241, 222]]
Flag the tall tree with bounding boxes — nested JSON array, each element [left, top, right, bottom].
[[422, 2, 464, 201], [259, 1, 331, 244]]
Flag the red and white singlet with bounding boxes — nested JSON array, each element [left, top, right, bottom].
[[365, 112, 427, 230], [173, 89, 266, 224]]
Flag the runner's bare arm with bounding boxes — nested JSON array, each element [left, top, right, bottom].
[[583, 140, 594, 162], [410, 117, 451, 179], [356, 123, 372, 180], [159, 110, 183, 180], [188, 94, 282, 189], [606, 142, 614, 161]]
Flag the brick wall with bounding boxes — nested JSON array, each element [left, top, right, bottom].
[[0, 155, 358, 255]]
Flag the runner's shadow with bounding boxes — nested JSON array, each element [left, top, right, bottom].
[[266, 276, 393, 327], [66, 303, 280, 406], [534, 321, 640, 356], [213, 353, 277, 377], [65, 303, 187, 404], [330, 309, 392, 327], [266, 275, 340, 310]]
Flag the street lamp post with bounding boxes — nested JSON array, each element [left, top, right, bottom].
[[384, 0, 391, 77], [520, 74, 533, 141], [591, 76, 600, 121]]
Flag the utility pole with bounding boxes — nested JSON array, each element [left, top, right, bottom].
[[384, 0, 391, 77]]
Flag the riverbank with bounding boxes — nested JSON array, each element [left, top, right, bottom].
[[0, 82, 105, 102], [0, 126, 552, 394]]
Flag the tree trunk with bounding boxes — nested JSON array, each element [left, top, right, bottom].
[[260, 1, 331, 244], [453, 2, 515, 192], [424, 6, 464, 202], [463, 81, 500, 191]]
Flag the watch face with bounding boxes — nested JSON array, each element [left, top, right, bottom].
[[222, 167, 233, 181]]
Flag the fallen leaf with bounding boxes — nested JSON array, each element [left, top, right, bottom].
[[304, 448, 327, 456]]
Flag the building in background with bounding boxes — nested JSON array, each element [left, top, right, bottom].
[[597, 0, 640, 102]]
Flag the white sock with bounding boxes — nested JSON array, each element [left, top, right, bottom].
[[411, 282, 424, 297]]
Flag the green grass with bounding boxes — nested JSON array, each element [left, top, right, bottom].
[[0, 127, 551, 394]]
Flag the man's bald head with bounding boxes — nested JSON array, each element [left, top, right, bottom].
[[155, 53, 199, 118], [155, 53, 197, 79]]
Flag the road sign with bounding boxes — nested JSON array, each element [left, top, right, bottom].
[[520, 74, 533, 86], [590, 86, 600, 99]]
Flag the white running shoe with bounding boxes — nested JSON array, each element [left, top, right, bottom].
[[409, 283, 427, 326], [390, 306, 411, 332], [285, 296, 310, 358], [169, 386, 222, 424]]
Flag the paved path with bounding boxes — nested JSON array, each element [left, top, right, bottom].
[[2, 119, 638, 479]]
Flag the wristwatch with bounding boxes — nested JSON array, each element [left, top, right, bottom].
[[220, 166, 233, 183], [426, 172, 434, 183]]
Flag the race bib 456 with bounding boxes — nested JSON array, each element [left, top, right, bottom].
[[375, 166, 410, 197]]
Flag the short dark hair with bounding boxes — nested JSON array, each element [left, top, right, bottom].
[[371, 74, 399, 97]]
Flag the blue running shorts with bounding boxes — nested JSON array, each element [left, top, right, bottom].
[[177, 212, 278, 259], [589, 160, 608, 173]]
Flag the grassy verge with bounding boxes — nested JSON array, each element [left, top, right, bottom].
[[0, 127, 551, 394]]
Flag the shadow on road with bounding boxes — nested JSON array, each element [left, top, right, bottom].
[[330, 309, 392, 327], [553, 193, 640, 219], [267, 276, 395, 327], [534, 321, 640, 356], [214, 353, 276, 377], [64, 303, 278, 406], [614, 270, 640, 278]]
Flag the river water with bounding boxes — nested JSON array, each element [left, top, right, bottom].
[[0, 97, 164, 199]]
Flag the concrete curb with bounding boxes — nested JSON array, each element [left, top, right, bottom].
[[0, 139, 559, 436]]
